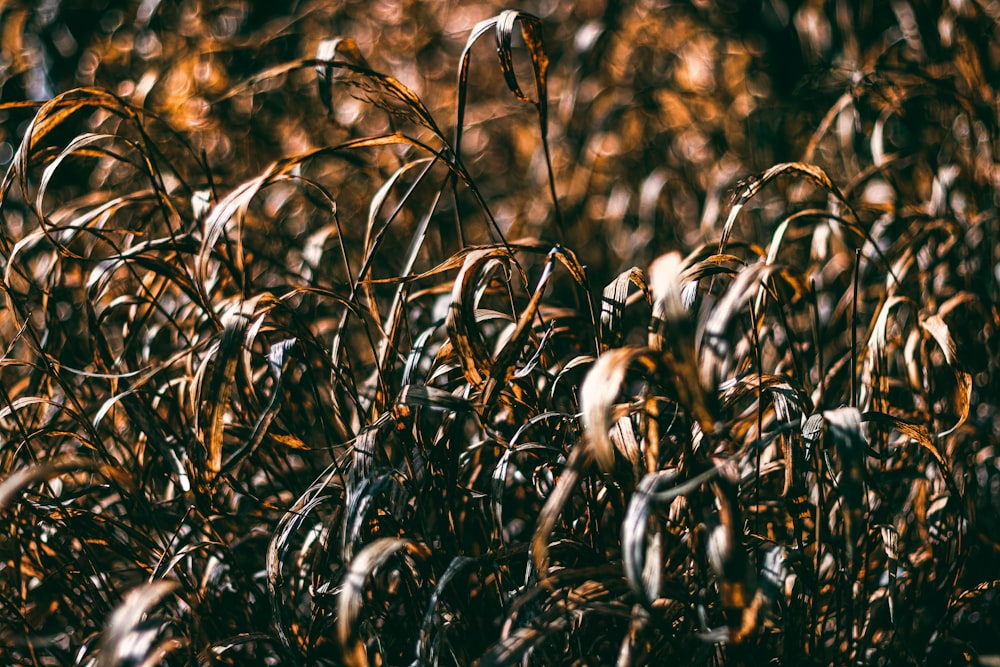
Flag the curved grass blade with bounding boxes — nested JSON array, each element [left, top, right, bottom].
[[600, 267, 650, 352], [196, 134, 444, 301], [699, 260, 768, 367], [494, 10, 563, 236], [222, 338, 297, 473], [648, 251, 721, 435], [445, 246, 518, 389], [622, 467, 716, 606], [919, 313, 973, 438], [96, 580, 179, 667], [720, 162, 845, 255], [579, 346, 658, 474], [315, 37, 371, 116], [267, 492, 333, 666], [877, 524, 899, 625], [416, 555, 477, 665], [195, 301, 252, 485], [862, 410, 944, 468], [336, 538, 431, 667], [481, 248, 558, 408], [706, 460, 758, 643], [455, 10, 563, 237], [822, 406, 866, 567], [865, 295, 915, 418], [531, 444, 589, 576], [479, 566, 629, 667], [454, 16, 504, 154], [0, 457, 97, 510], [2, 88, 137, 203]]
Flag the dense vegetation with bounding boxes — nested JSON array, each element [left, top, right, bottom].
[[1, 1, 998, 664]]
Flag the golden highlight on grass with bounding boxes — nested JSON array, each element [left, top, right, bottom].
[[1, 2, 998, 665]]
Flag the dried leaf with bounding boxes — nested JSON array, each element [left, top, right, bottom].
[[579, 346, 658, 473], [920, 313, 972, 437], [97, 581, 179, 667], [337, 538, 430, 667]]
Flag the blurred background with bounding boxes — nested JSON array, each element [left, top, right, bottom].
[[4, 0, 996, 286]]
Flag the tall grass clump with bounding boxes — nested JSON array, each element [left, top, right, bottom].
[[1, 1, 998, 665]]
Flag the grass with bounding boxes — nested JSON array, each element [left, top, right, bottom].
[[0, 1, 998, 665]]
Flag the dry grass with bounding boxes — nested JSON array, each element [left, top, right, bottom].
[[1, 1, 998, 665]]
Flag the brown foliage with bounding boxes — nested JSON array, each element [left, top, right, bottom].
[[1, 1, 998, 665]]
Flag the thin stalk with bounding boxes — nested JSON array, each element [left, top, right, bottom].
[[850, 249, 860, 407]]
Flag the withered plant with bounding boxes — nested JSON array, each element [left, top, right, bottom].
[[1, 1, 998, 665]]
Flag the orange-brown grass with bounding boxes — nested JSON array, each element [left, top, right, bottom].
[[1, 2, 998, 665]]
